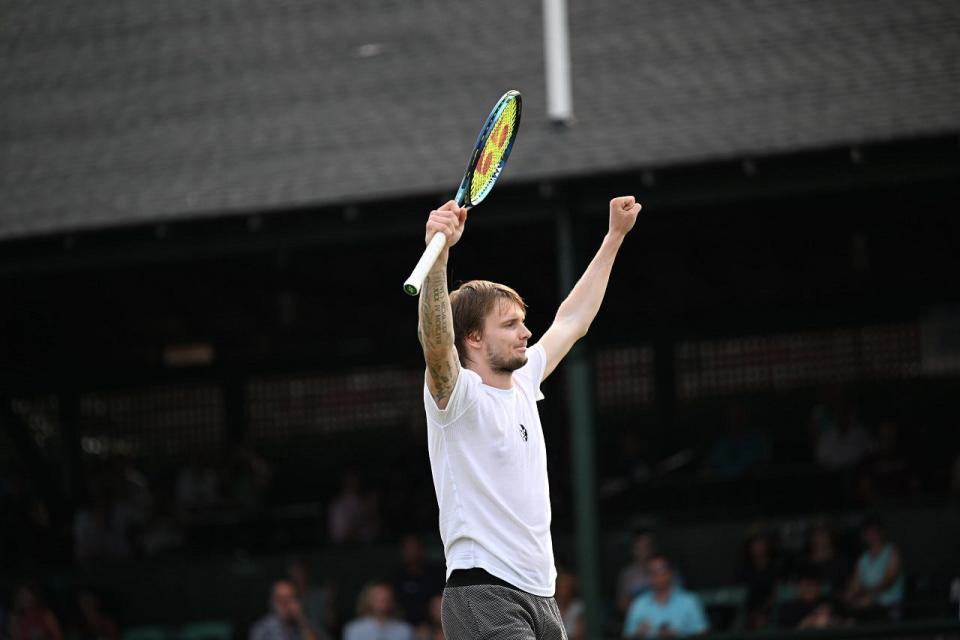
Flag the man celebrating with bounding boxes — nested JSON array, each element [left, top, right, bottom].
[[418, 196, 642, 639]]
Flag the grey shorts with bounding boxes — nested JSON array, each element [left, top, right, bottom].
[[441, 571, 567, 640]]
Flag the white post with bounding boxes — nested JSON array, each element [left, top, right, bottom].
[[543, 0, 573, 123]]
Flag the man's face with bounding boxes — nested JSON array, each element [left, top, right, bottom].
[[428, 594, 443, 624], [14, 587, 37, 611], [633, 534, 655, 562], [288, 563, 308, 587], [478, 300, 532, 374], [810, 527, 831, 555], [862, 526, 882, 548], [401, 535, 424, 566], [647, 558, 673, 593], [272, 582, 301, 623], [368, 585, 394, 617], [798, 578, 820, 602]]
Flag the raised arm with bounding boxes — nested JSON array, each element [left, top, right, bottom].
[[418, 200, 467, 409], [538, 196, 641, 381]]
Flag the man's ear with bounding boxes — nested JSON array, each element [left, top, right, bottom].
[[464, 330, 483, 350]]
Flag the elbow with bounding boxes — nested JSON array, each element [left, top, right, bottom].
[[571, 320, 590, 340], [555, 313, 590, 340], [577, 322, 591, 339]]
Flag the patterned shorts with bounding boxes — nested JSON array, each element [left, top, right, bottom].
[[441, 580, 568, 640]]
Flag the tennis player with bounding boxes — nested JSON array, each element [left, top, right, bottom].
[[417, 195, 641, 639]]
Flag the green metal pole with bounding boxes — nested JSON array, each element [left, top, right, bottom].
[[556, 204, 603, 640]]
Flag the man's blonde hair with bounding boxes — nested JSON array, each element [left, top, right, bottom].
[[449, 280, 527, 367]]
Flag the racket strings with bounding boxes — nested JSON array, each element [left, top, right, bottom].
[[470, 98, 519, 204]]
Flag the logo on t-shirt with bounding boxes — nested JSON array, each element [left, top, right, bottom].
[[519, 424, 528, 442]]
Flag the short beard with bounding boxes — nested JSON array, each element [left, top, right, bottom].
[[487, 345, 527, 375]]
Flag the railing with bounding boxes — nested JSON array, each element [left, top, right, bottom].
[[699, 620, 960, 640]]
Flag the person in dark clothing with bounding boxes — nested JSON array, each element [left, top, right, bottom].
[[393, 534, 445, 627], [71, 589, 120, 640], [804, 521, 851, 595], [250, 580, 326, 640], [778, 566, 838, 630], [738, 529, 781, 630]]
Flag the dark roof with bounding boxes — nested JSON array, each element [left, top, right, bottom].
[[2, 0, 959, 240]]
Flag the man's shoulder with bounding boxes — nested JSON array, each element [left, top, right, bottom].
[[422, 366, 482, 425], [385, 620, 415, 639], [344, 617, 370, 630], [619, 562, 644, 580], [422, 366, 482, 402], [629, 591, 657, 610], [672, 589, 703, 609], [342, 618, 368, 640], [344, 618, 412, 640]]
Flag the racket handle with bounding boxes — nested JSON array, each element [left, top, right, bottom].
[[403, 233, 449, 296]]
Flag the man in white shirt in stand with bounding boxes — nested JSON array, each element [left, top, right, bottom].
[[417, 195, 641, 639]]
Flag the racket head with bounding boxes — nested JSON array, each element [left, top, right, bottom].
[[455, 90, 522, 208]]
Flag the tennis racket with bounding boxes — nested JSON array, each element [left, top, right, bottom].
[[403, 90, 522, 296]]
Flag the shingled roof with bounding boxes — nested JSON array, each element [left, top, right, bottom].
[[2, 0, 959, 240]]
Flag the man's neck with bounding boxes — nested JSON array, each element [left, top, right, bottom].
[[466, 362, 514, 390], [654, 587, 672, 604]]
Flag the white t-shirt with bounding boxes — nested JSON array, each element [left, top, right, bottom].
[[423, 343, 556, 596]]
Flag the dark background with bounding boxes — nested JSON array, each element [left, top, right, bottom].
[[2, 0, 960, 638]]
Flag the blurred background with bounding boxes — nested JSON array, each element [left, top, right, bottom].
[[2, 0, 960, 639]]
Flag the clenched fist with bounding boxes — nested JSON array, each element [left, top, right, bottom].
[[609, 196, 642, 237], [425, 200, 468, 248]]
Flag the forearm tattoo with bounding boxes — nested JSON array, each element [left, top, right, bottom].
[[418, 267, 459, 404]]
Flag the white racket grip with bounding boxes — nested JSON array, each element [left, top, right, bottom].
[[404, 233, 449, 296]]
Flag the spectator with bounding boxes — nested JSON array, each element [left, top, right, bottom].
[[227, 443, 272, 513], [600, 431, 654, 498], [328, 471, 378, 544], [856, 421, 915, 503], [139, 494, 184, 558], [8, 584, 63, 640], [616, 529, 657, 615], [703, 403, 770, 478], [250, 580, 326, 640], [737, 529, 780, 630], [73, 488, 132, 566], [555, 568, 584, 640], [112, 455, 153, 528], [287, 559, 335, 635], [816, 404, 874, 470], [392, 535, 444, 627], [844, 515, 904, 621], [72, 589, 120, 640], [804, 521, 851, 595], [777, 566, 838, 630], [175, 455, 221, 516], [623, 554, 708, 639], [415, 595, 444, 640], [1, 469, 58, 568], [343, 582, 413, 640]]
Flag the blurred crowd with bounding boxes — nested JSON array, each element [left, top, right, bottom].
[[611, 515, 913, 638], [601, 388, 959, 515], [2, 386, 959, 639], [3, 515, 957, 640], [0, 585, 118, 640]]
